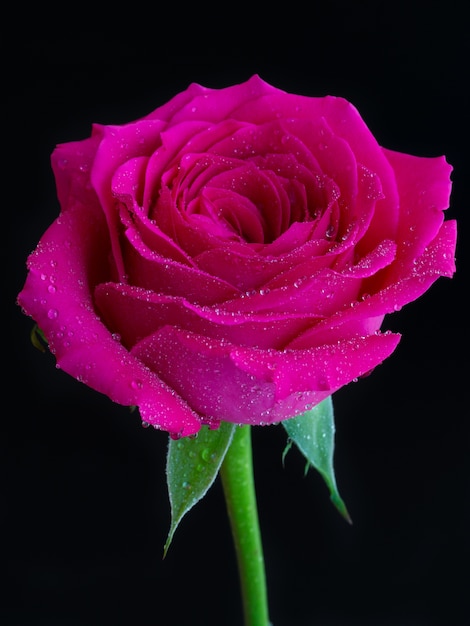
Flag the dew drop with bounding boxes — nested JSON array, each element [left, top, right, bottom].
[[201, 448, 217, 463], [47, 308, 58, 319]]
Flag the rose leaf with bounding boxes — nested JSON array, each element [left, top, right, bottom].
[[164, 421, 236, 557], [282, 396, 352, 524]]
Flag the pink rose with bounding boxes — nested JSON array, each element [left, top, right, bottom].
[[17, 75, 457, 438]]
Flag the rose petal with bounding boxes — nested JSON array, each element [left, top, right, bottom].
[[132, 327, 277, 425], [231, 331, 401, 400], [168, 74, 275, 124], [52, 134, 102, 211], [17, 203, 201, 437], [195, 238, 333, 290], [95, 282, 316, 350], [382, 150, 453, 271], [131, 326, 400, 427], [222, 269, 360, 317], [288, 220, 457, 348], [112, 157, 195, 266], [143, 118, 244, 210], [235, 91, 401, 248], [121, 216, 240, 304], [90, 120, 168, 281]]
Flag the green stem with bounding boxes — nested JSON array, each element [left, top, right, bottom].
[[220, 425, 271, 626]]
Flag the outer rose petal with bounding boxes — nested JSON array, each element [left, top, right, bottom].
[[132, 327, 277, 425], [382, 151, 454, 269], [167, 74, 276, 124], [52, 135, 102, 212], [132, 326, 400, 426], [231, 330, 401, 400], [288, 220, 457, 349], [17, 201, 202, 437]]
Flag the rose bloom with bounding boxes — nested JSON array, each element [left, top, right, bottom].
[[18, 75, 457, 437]]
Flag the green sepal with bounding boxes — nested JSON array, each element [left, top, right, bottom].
[[164, 421, 236, 557], [30, 324, 48, 352], [282, 396, 352, 523]]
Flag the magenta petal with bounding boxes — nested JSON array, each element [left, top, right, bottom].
[[142, 82, 211, 122], [231, 331, 401, 399], [143, 118, 244, 210], [121, 219, 240, 304], [52, 134, 102, 212], [311, 97, 401, 244], [195, 238, 332, 291], [344, 239, 397, 278], [132, 326, 400, 427], [382, 150, 453, 269], [222, 269, 360, 317], [95, 282, 314, 350], [168, 74, 275, 124], [132, 327, 277, 425], [17, 203, 201, 437], [113, 159, 194, 266], [90, 120, 167, 281], [281, 117, 359, 203], [288, 221, 457, 349]]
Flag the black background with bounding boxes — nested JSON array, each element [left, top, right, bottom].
[[5, 3, 469, 625]]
